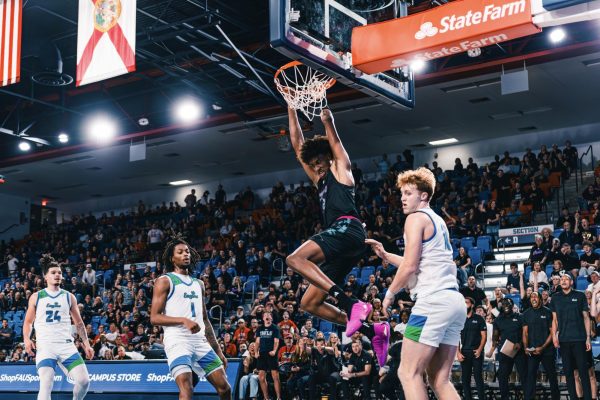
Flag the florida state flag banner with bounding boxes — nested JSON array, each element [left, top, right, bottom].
[[0, 0, 22, 87], [76, 0, 136, 86]]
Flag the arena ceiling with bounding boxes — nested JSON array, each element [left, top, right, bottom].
[[0, 0, 599, 204]]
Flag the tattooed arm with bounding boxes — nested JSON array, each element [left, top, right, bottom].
[[201, 280, 228, 369], [70, 293, 94, 360]]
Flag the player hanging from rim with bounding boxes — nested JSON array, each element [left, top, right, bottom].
[[150, 234, 232, 400], [366, 167, 466, 400], [23, 254, 93, 400], [285, 106, 389, 363]]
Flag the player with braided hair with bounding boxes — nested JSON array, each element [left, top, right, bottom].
[[23, 254, 93, 400], [151, 234, 232, 400]]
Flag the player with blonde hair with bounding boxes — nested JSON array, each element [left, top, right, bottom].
[[367, 167, 465, 400]]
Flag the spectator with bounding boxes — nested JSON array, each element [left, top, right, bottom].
[[550, 273, 593, 400], [460, 276, 488, 308], [575, 218, 597, 247], [239, 343, 259, 400], [457, 297, 486, 400], [82, 264, 96, 296], [529, 262, 549, 289], [373, 153, 390, 179], [523, 291, 559, 400], [526, 235, 547, 267], [234, 319, 251, 346], [215, 184, 227, 207], [7, 255, 19, 277], [559, 243, 580, 277], [486, 298, 527, 399], [147, 223, 164, 253], [454, 247, 472, 286], [505, 263, 521, 294], [256, 312, 282, 400], [338, 340, 372, 400], [0, 319, 13, 350], [184, 189, 197, 210]]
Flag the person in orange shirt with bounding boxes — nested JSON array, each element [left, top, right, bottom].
[[223, 332, 238, 358], [277, 311, 299, 336], [233, 319, 251, 346]]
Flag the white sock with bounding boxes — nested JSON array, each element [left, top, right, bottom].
[[69, 364, 90, 400], [37, 367, 55, 400]]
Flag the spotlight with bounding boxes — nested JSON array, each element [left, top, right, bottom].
[[58, 133, 69, 143], [549, 28, 566, 43], [410, 59, 427, 73], [138, 117, 149, 126], [19, 141, 31, 151], [173, 97, 202, 124], [86, 114, 117, 143]]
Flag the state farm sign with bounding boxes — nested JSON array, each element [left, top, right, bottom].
[[351, 0, 541, 74]]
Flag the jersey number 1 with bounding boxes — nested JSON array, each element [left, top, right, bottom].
[[190, 302, 196, 318], [45, 310, 61, 323]]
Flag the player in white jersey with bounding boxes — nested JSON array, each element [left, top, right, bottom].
[[151, 236, 231, 400], [23, 255, 94, 400], [366, 167, 465, 400]]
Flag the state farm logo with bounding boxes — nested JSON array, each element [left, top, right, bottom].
[[413, 0, 526, 40], [415, 22, 438, 40]]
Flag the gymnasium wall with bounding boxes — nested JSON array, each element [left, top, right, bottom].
[[413, 121, 600, 171], [0, 192, 30, 242], [55, 121, 600, 221]]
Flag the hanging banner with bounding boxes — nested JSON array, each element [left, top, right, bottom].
[[76, 0, 136, 86]]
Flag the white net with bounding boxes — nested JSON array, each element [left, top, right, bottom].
[[274, 61, 335, 121]]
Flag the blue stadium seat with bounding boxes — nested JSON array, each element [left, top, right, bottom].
[[14, 325, 22, 338], [546, 265, 554, 277], [524, 266, 532, 282], [3, 311, 14, 321], [360, 266, 375, 283], [592, 341, 600, 358], [576, 276, 588, 291], [320, 320, 333, 333], [576, 250, 585, 258], [553, 228, 564, 238], [469, 248, 483, 267], [227, 268, 237, 277], [476, 236, 492, 255], [213, 269, 222, 278], [595, 248, 600, 256], [506, 293, 521, 308], [461, 237, 475, 250], [13, 311, 24, 322], [95, 271, 104, 284], [103, 270, 114, 286]]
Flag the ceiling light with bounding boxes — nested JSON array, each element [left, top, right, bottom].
[[410, 59, 426, 73], [173, 97, 202, 124], [86, 114, 118, 143], [18, 141, 31, 151], [169, 180, 192, 186], [549, 28, 566, 43], [58, 133, 69, 143], [138, 117, 149, 126], [429, 138, 458, 146]]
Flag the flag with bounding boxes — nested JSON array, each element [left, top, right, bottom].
[[76, 0, 136, 87], [0, 0, 22, 87]]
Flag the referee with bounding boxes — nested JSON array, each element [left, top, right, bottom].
[[522, 291, 559, 400], [457, 297, 486, 400], [486, 297, 527, 398], [550, 273, 592, 400]]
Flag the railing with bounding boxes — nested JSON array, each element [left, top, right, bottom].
[[209, 305, 223, 329], [578, 144, 595, 189], [0, 223, 18, 234], [497, 238, 507, 274], [243, 280, 256, 304], [272, 258, 285, 282]]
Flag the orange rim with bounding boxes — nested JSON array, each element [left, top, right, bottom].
[[274, 60, 336, 89]]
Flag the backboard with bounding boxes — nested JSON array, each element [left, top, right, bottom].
[[270, 0, 415, 110]]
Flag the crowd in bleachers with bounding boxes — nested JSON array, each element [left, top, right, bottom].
[[0, 140, 596, 399]]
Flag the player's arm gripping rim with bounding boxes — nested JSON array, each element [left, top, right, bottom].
[[70, 293, 94, 359], [150, 276, 200, 333], [201, 280, 228, 369], [288, 107, 318, 184], [23, 292, 38, 357]]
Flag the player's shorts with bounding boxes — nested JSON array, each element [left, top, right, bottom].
[[165, 338, 223, 379], [310, 216, 366, 285], [36, 341, 85, 372], [256, 353, 278, 371], [404, 288, 466, 348]]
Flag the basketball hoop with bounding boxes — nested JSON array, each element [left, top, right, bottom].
[[274, 61, 336, 121]]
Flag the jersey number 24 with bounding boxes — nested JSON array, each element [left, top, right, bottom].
[[45, 310, 61, 323]]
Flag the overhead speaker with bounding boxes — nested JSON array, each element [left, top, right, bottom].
[[31, 42, 73, 87]]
